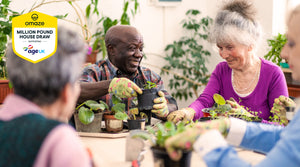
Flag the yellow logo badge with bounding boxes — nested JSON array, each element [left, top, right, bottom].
[[12, 11, 57, 63]]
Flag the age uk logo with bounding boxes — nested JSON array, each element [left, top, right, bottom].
[[23, 45, 45, 55]]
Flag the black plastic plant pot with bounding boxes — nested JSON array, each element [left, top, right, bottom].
[[151, 147, 192, 167], [127, 119, 146, 130], [137, 88, 159, 125], [137, 88, 159, 111]]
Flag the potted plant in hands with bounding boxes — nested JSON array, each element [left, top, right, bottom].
[[201, 93, 232, 120], [103, 94, 128, 132], [74, 100, 108, 133], [131, 121, 192, 167], [137, 81, 159, 125]]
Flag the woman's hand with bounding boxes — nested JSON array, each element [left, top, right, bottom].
[[167, 108, 195, 124]]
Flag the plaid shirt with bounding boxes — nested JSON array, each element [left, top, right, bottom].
[[80, 59, 177, 111]]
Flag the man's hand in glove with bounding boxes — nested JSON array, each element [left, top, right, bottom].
[[167, 107, 195, 124], [151, 91, 169, 117], [108, 78, 142, 98]]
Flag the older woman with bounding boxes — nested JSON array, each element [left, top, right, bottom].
[[0, 27, 92, 166], [165, 3, 300, 167], [168, 0, 288, 122]]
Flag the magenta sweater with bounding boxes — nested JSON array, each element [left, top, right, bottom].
[[189, 59, 288, 120]]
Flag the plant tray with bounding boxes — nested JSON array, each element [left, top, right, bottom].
[[78, 128, 129, 138]]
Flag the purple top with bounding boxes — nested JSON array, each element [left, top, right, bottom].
[[189, 59, 288, 120], [0, 94, 91, 167]]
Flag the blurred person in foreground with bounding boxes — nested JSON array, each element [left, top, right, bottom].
[[0, 27, 93, 167], [165, 3, 300, 167], [167, 0, 289, 124]]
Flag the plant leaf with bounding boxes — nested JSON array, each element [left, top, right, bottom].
[[78, 107, 94, 125], [112, 103, 125, 113], [213, 93, 226, 105], [114, 112, 128, 120]]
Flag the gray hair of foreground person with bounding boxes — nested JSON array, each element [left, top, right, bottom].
[[6, 27, 86, 106], [209, 0, 263, 50]]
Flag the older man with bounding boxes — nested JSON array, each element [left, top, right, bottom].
[[79, 25, 177, 119]]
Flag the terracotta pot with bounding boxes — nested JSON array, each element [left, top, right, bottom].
[[104, 114, 123, 132], [85, 50, 98, 64], [74, 112, 103, 133], [0, 80, 14, 104], [151, 147, 192, 167]]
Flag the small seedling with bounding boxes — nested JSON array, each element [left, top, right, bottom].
[[143, 81, 157, 89]]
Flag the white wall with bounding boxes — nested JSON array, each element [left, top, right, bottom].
[[10, 0, 286, 108]]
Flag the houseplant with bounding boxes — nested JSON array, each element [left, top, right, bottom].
[[137, 81, 159, 125], [131, 121, 192, 166], [201, 93, 232, 119], [74, 100, 108, 133], [127, 107, 147, 130], [264, 33, 288, 68], [160, 9, 213, 101], [103, 94, 128, 132], [0, 1, 22, 103], [201, 94, 262, 122]]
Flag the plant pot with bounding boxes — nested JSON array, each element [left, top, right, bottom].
[[198, 117, 214, 122], [151, 147, 192, 167], [74, 112, 103, 133], [85, 50, 98, 64], [104, 114, 123, 132], [127, 119, 145, 130], [137, 88, 159, 125], [138, 88, 159, 111], [0, 80, 14, 104]]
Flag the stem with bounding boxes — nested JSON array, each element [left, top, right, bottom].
[[28, 0, 92, 42], [75, 102, 85, 110], [29, 0, 79, 12], [192, 85, 198, 98]]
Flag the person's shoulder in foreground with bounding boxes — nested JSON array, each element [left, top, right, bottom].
[[0, 26, 92, 167]]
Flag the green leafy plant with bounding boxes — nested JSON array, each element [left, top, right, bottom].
[[204, 93, 232, 119], [75, 100, 108, 125], [110, 94, 129, 120], [131, 121, 186, 148], [160, 9, 213, 101], [0, 0, 22, 79], [264, 33, 287, 67], [143, 81, 157, 90], [128, 108, 148, 124], [204, 94, 262, 122]]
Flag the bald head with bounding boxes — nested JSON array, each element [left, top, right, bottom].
[[104, 25, 144, 75], [105, 25, 141, 49]]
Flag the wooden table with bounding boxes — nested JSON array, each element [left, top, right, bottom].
[[80, 133, 266, 167]]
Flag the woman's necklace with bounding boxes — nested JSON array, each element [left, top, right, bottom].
[[232, 62, 260, 93]]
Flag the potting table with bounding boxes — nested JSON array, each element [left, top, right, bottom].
[[80, 135, 266, 167]]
